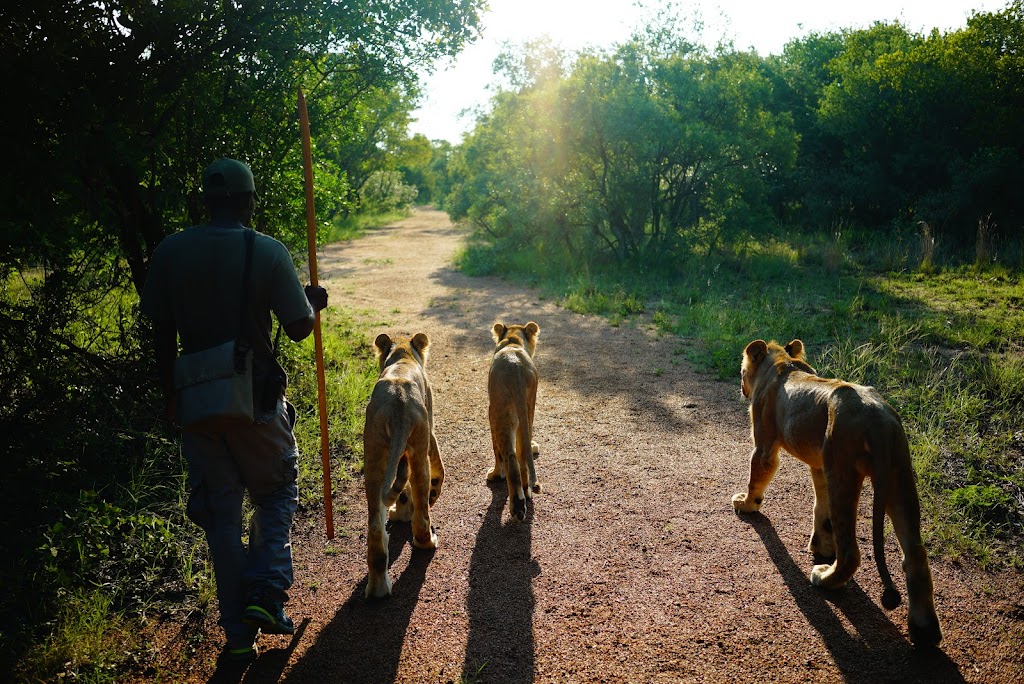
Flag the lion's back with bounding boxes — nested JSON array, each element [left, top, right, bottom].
[[488, 347, 536, 392]]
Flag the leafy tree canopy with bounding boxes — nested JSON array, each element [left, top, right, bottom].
[[0, 0, 484, 291]]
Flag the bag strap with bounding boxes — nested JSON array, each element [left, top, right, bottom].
[[238, 228, 254, 335], [234, 229, 255, 372]]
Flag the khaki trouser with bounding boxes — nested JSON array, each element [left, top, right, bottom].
[[182, 399, 299, 648]]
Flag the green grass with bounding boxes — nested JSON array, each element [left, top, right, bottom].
[[323, 208, 411, 243], [279, 307, 379, 508], [16, 589, 129, 683], [458, 231, 1024, 568]]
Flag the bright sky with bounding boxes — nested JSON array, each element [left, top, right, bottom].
[[409, 0, 1007, 143]]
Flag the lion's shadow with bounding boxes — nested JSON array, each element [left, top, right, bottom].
[[461, 482, 538, 683], [742, 512, 964, 683], [277, 524, 433, 684]]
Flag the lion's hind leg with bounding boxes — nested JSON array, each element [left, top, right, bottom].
[[810, 453, 863, 590], [499, 417, 526, 522], [887, 477, 942, 646], [428, 432, 444, 507], [386, 454, 413, 522], [364, 472, 392, 598], [524, 381, 540, 494], [519, 427, 539, 495], [486, 403, 506, 482], [808, 466, 836, 558], [408, 428, 438, 550], [505, 445, 528, 522]]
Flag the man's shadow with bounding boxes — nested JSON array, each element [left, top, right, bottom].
[[273, 523, 434, 684], [740, 512, 964, 683], [205, 619, 309, 684], [461, 482, 538, 683]]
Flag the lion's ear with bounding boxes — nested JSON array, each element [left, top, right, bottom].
[[744, 339, 768, 364], [373, 333, 393, 364], [785, 339, 805, 359], [525, 321, 539, 337], [374, 333, 392, 355], [411, 332, 430, 359], [491, 323, 507, 344]]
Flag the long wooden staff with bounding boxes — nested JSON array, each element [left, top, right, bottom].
[[298, 85, 334, 539]]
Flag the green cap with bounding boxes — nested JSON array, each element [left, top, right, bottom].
[[202, 158, 256, 197]]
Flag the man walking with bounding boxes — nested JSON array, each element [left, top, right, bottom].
[[141, 158, 328, 663]]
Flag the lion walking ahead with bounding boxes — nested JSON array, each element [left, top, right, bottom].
[[734, 339, 942, 647], [362, 332, 444, 598], [486, 321, 541, 522]]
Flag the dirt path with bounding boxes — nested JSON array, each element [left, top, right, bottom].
[[192, 208, 1022, 683]]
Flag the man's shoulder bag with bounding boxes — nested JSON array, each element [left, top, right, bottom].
[[173, 229, 256, 431]]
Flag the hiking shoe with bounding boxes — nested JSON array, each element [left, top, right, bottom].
[[220, 643, 258, 664], [242, 598, 295, 635]]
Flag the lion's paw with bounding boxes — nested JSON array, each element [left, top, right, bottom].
[[909, 614, 943, 648], [365, 572, 392, 599], [531, 482, 542, 494], [412, 529, 438, 550], [531, 442, 540, 459], [810, 562, 846, 589], [510, 494, 527, 523], [486, 466, 505, 482], [732, 492, 762, 513]]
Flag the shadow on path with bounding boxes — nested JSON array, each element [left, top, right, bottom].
[[461, 483, 538, 684], [205, 620, 309, 684], [421, 266, 731, 438], [279, 524, 434, 684], [741, 513, 964, 684]]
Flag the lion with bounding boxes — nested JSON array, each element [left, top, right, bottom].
[[486, 321, 541, 522], [362, 332, 444, 598], [734, 339, 942, 647]]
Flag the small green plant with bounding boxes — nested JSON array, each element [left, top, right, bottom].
[[460, 660, 489, 684], [17, 589, 128, 683], [919, 220, 936, 274], [453, 241, 500, 277], [949, 483, 1014, 521]]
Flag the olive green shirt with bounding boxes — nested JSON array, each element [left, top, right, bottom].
[[140, 223, 312, 358]]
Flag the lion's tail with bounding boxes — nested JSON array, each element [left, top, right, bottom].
[[381, 418, 413, 506], [871, 429, 903, 611], [514, 381, 532, 463]]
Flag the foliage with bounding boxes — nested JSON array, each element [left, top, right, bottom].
[[360, 170, 420, 214], [771, 3, 1024, 245], [324, 208, 412, 244], [450, 3, 1024, 276], [17, 589, 129, 683], [447, 33, 798, 267], [1, 0, 484, 679]]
